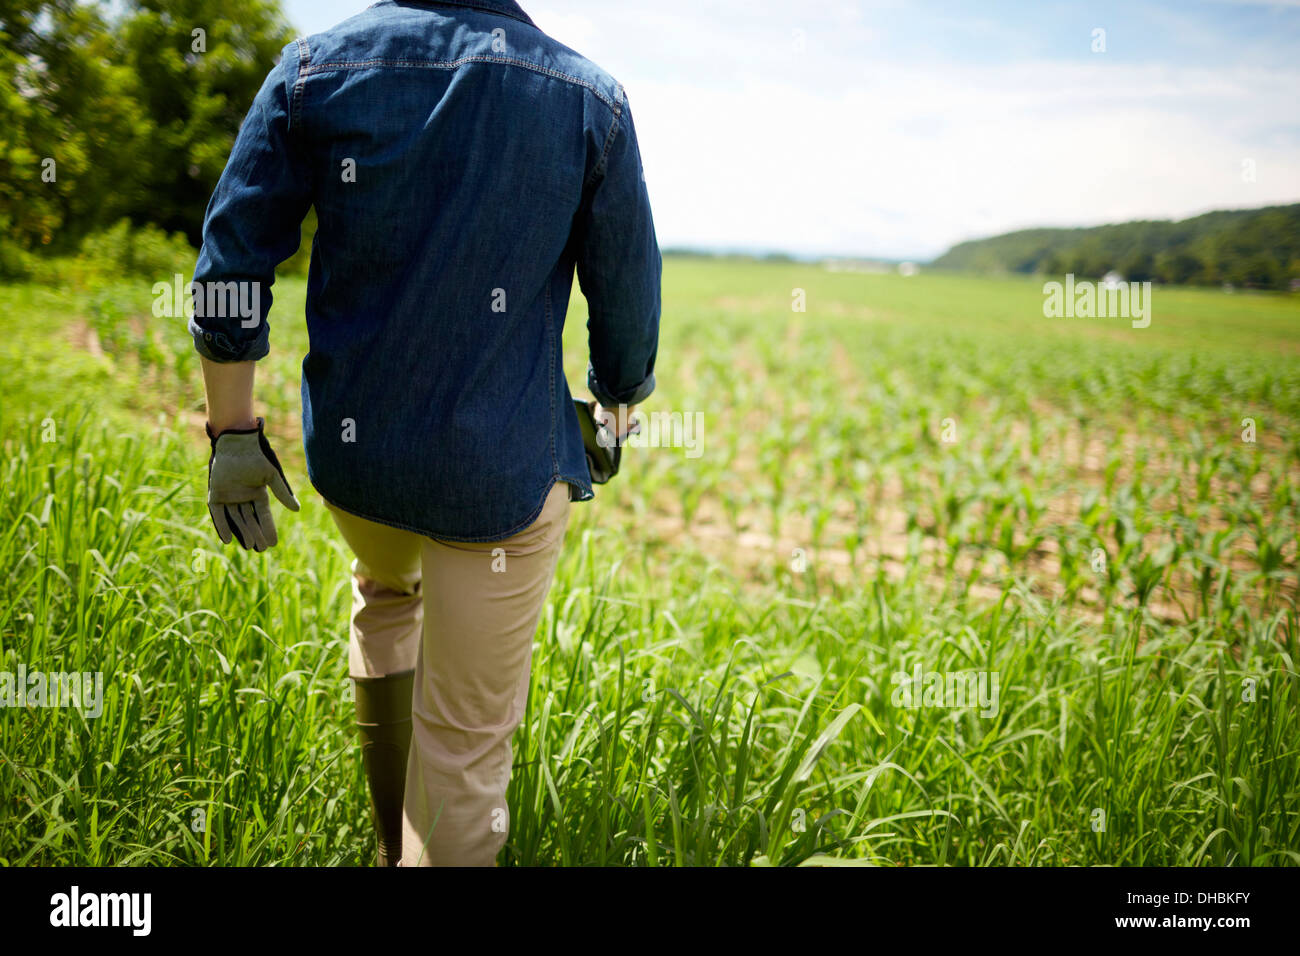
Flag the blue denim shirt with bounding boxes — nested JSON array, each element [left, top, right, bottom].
[[189, 0, 661, 541]]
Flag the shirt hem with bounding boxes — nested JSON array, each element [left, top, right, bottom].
[[312, 472, 591, 543]]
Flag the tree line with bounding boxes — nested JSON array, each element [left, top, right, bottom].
[[1, 0, 293, 275], [930, 204, 1300, 291]]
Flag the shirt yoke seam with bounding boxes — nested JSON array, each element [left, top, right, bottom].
[[299, 53, 620, 114]]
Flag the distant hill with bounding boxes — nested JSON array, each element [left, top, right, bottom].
[[930, 204, 1300, 290]]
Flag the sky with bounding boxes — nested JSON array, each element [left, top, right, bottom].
[[283, 0, 1300, 261]]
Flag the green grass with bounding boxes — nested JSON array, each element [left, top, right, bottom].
[[1, 258, 1297, 865]]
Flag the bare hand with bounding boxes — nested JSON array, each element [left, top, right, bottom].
[[595, 402, 638, 441]]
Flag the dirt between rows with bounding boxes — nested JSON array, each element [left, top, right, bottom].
[[628, 336, 1296, 627], [625, 414, 1297, 630], [637, 483, 1295, 630]]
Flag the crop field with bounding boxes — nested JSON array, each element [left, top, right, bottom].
[[1, 256, 1297, 866]]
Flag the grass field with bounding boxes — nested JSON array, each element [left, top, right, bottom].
[[1, 256, 1297, 865]]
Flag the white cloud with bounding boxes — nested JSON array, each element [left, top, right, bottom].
[[633, 58, 1300, 258], [281, 1, 1300, 258], [525, 7, 599, 53]]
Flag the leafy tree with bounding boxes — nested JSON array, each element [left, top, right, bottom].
[[1153, 250, 1204, 285], [0, 1, 147, 253], [1, 0, 292, 262], [118, 0, 295, 244], [1242, 253, 1280, 289], [1118, 250, 1154, 283]]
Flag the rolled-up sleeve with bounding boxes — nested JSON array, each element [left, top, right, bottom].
[[575, 90, 661, 409], [189, 41, 313, 363]]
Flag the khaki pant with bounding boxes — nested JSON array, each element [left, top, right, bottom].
[[326, 482, 571, 866]]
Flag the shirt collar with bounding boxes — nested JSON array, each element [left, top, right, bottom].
[[407, 0, 536, 28]]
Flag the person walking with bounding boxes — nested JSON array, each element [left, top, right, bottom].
[[190, 0, 660, 867]]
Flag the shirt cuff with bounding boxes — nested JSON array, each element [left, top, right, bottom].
[[587, 363, 655, 409], [189, 315, 270, 363]]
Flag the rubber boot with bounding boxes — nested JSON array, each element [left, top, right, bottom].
[[353, 669, 415, 867]]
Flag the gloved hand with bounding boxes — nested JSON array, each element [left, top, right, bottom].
[[205, 417, 299, 551]]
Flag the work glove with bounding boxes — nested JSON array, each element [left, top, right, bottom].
[[205, 417, 299, 551]]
